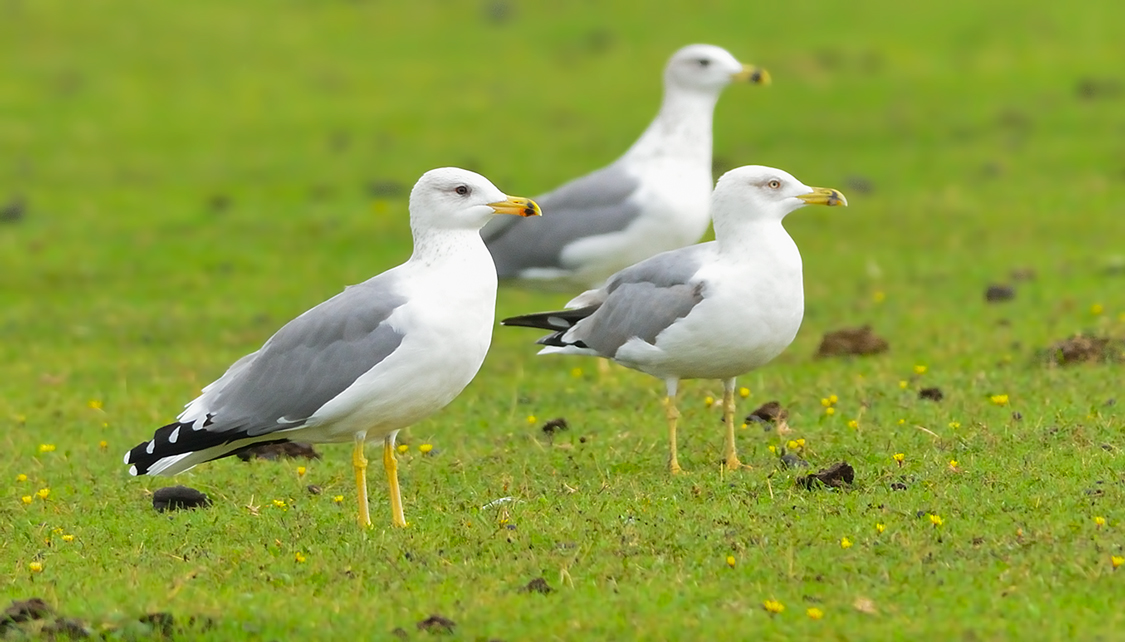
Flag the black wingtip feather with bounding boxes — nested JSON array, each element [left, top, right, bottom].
[[125, 417, 292, 476]]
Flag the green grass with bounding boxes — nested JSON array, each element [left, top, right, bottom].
[[3, 0, 1125, 638]]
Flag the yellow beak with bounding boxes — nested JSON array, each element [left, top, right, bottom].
[[796, 187, 848, 207], [488, 195, 542, 217], [732, 64, 771, 85]]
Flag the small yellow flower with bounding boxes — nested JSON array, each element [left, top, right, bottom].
[[847, 419, 858, 429], [98, 440, 108, 450], [419, 443, 434, 454], [898, 380, 908, 389], [929, 514, 943, 527], [62, 534, 74, 543], [1095, 516, 1107, 527], [740, 422, 748, 430], [1118, 312, 1125, 323], [1112, 556, 1123, 569], [876, 523, 885, 534], [296, 466, 306, 477], [914, 365, 927, 375], [768, 445, 777, 455], [332, 495, 344, 504], [16, 474, 27, 482], [21, 495, 33, 505], [36, 488, 50, 500], [526, 415, 537, 424], [840, 537, 853, 549], [1091, 303, 1104, 315], [820, 397, 832, 407], [52, 527, 63, 534], [948, 421, 961, 429], [396, 444, 409, 454], [704, 396, 715, 408], [739, 387, 750, 399], [949, 459, 959, 469], [87, 399, 103, 410], [990, 394, 1009, 406], [893, 453, 905, 466], [795, 438, 806, 447], [829, 394, 838, 404], [38, 444, 56, 454], [873, 290, 886, 303], [762, 599, 784, 615], [272, 499, 286, 509], [897, 418, 905, 425], [570, 367, 583, 377], [295, 552, 306, 563], [825, 407, 835, 416], [29, 562, 43, 573], [807, 607, 824, 620], [787, 440, 799, 450], [726, 555, 736, 568]]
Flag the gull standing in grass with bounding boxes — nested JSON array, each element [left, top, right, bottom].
[[483, 44, 770, 287], [124, 168, 540, 528], [503, 166, 846, 473]]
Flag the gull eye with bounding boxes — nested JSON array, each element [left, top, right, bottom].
[[697, 58, 711, 67], [768, 179, 782, 189], [455, 185, 470, 196]]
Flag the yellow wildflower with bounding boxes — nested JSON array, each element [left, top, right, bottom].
[[740, 422, 748, 430], [795, 438, 806, 447], [396, 444, 409, 454], [295, 552, 306, 563], [787, 440, 799, 450], [272, 499, 286, 509], [807, 607, 824, 619], [419, 443, 434, 454], [704, 396, 715, 407], [914, 365, 927, 375], [893, 453, 905, 466], [820, 397, 832, 407], [526, 415, 537, 424], [29, 562, 43, 573], [990, 394, 1009, 406], [570, 367, 583, 378], [876, 523, 885, 534], [297, 466, 306, 477], [898, 380, 908, 389], [36, 488, 50, 500], [98, 440, 108, 450], [768, 445, 777, 455], [739, 387, 750, 398], [841, 537, 853, 549], [949, 421, 961, 429], [62, 534, 74, 543], [38, 444, 56, 454], [726, 555, 736, 568], [829, 394, 838, 404], [88, 399, 103, 410], [929, 514, 943, 527], [847, 419, 858, 429], [332, 495, 344, 504], [949, 460, 959, 470], [1091, 303, 1104, 315], [762, 599, 784, 615], [16, 474, 27, 482], [1112, 556, 1123, 569], [825, 407, 835, 416], [1095, 516, 1107, 527], [897, 418, 905, 425], [873, 290, 886, 303], [21, 495, 32, 505]]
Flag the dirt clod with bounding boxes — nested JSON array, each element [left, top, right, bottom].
[[918, 387, 944, 402], [417, 614, 456, 634], [236, 442, 322, 462], [139, 613, 175, 637], [306, 484, 322, 495], [780, 453, 811, 469], [797, 462, 854, 489], [2, 598, 52, 625], [519, 577, 554, 595], [541, 417, 569, 437], [745, 401, 784, 425], [1043, 334, 1125, 366], [152, 486, 211, 512], [391, 627, 410, 640], [815, 325, 888, 358], [985, 284, 1015, 302], [0, 196, 26, 223]]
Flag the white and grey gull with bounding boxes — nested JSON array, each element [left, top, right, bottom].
[[124, 168, 541, 528], [483, 44, 770, 287], [503, 166, 846, 473]]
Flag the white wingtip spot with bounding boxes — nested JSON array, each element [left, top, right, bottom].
[[128, 465, 138, 476], [145, 441, 155, 455], [169, 426, 180, 444], [123, 451, 131, 464]]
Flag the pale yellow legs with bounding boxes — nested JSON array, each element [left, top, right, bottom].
[[721, 378, 747, 470], [664, 379, 684, 474], [353, 431, 408, 529]]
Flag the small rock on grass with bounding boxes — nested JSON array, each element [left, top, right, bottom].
[[518, 577, 553, 595], [236, 442, 321, 462], [797, 462, 855, 490], [152, 485, 211, 512], [1043, 334, 1125, 366], [745, 401, 785, 426], [985, 284, 1015, 302], [815, 325, 888, 358], [417, 614, 456, 634], [918, 387, 944, 401]]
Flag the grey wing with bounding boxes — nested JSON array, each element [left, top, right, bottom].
[[482, 163, 643, 277], [184, 274, 409, 437], [567, 245, 712, 356]]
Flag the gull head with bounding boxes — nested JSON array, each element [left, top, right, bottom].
[[712, 165, 847, 224], [409, 167, 540, 231], [664, 44, 770, 95]]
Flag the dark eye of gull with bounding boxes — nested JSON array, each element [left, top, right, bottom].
[[697, 59, 711, 67], [455, 185, 470, 196]]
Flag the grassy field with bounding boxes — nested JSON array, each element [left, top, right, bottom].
[[3, 0, 1125, 638]]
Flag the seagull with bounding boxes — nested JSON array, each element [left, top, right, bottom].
[[124, 168, 541, 528], [502, 166, 846, 473], [482, 44, 770, 287]]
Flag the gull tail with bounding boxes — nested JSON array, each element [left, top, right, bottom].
[[123, 419, 288, 476], [501, 305, 598, 349]]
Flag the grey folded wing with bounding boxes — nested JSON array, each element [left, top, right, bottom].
[[482, 163, 643, 277]]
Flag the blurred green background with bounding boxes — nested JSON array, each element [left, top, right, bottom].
[[2, 0, 1124, 638]]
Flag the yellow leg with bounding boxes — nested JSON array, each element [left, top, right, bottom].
[[722, 379, 747, 470], [353, 433, 371, 528], [383, 435, 407, 527], [663, 379, 684, 474]]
